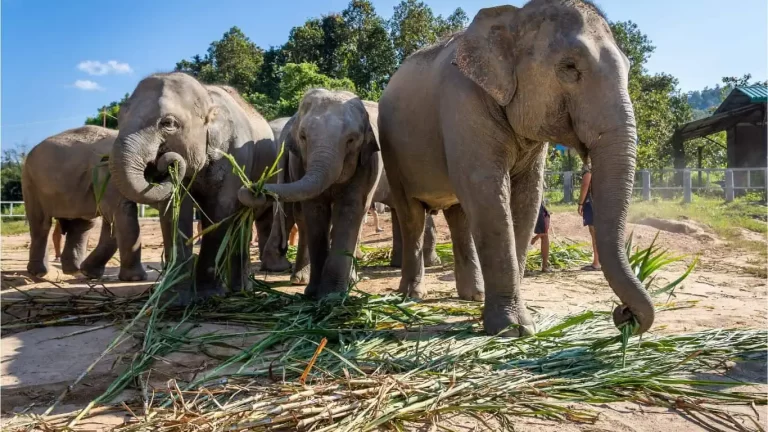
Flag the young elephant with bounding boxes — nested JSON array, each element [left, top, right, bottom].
[[22, 126, 146, 281], [239, 89, 381, 298], [378, 1, 654, 336], [108, 72, 285, 304]]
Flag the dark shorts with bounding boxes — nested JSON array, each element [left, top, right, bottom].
[[582, 201, 594, 226], [193, 210, 201, 221], [534, 204, 550, 234]]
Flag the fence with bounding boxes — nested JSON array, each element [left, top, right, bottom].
[[545, 167, 768, 204], [0, 203, 159, 219]]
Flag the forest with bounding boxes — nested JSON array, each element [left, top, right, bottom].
[[2, 0, 764, 202]]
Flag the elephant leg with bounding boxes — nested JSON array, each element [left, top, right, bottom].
[[60, 219, 96, 275], [422, 213, 441, 267], [260, 201, 292, 272], [291, 207, 311, 286], [390, 188, 427, 298], [318, 191, 368, 297], [443, 204, 484, 301], [453, 171, 533, 337], [196, 201, 248, 296], [510, 147, 547, 281], [26, 208, 52, 277], [255, 207, 274, 262], [302, 199, 332, 299], [159, 197, 195, 306], [80, 219, 117, 279], [114, 201, 147, 282], [389, 209, 403, 268]]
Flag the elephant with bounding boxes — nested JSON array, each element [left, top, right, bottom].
[[108, 72, 285, 304], [21, 125, 147, 281], [239, 89, 381, 298], [369, 170, 441, 268], [377, 0, 654, 337]]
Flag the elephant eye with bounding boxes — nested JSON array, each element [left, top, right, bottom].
[[557, 59, 581, 83], [159, 116, 179, 132]]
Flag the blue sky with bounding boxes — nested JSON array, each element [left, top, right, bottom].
[[2, 0, 766, 150]]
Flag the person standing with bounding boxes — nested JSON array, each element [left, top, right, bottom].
[[530, 201, 552, 272], [578, 159, 601, 271]]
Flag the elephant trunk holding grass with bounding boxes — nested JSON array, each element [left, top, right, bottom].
[[239, 89, 381, 298], [109, 72, 286, 304], [22, 126, 147, 281], [378, 0, 653, 336]]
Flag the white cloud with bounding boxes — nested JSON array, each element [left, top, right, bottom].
[[73, 80, 104, 91], [77, 60, 133, 76]]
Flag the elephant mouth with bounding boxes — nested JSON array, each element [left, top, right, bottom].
[[143, 161, 169, 184]]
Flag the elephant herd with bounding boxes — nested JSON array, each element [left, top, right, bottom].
[[20, 1, 655, 337]]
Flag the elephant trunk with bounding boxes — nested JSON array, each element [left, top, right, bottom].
[[590, 132, 655, 335], [109, 127, 187, 205], [264, 146, 341, 203]]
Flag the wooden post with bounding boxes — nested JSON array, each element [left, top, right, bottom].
[[563, 171, 573, 203], [725, 169, 735, 202], [683, 169, 692, 203], [102, 106, 107, 128], [642, 170, 651, 201], [697, 146, 703, 187]]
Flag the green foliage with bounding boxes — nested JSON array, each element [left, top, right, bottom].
[[389, 1, 467, 63], [84, 94, 128, 130], [1, 148, 26, 202], [276, 63, 356, 116]]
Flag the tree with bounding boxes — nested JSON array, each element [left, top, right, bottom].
[[276, 63, 356, 116], [253, 47, 288, 101], [283, 14, 350, 79], [389, 1, 467, 63], [1, 147, 26, 202], [85, 93, 129, 130], [342, 0, 396, 97], [435, 8, 468, 36]]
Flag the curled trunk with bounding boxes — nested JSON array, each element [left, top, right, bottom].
[[263, 147, 342, 203], [590, 135, 655, 335], [109, 127, 187, 205]]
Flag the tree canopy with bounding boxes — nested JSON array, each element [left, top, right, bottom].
[[84, 2, 760, 171]]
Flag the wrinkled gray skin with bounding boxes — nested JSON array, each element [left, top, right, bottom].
[[378, 0, 654, 337], [239, 89, 381, 298], [22, 126, 146, 281], [370, 170, 441, 268], [109, 72, 282, 304]]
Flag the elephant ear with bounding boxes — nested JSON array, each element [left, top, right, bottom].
[[205, 105, 232, 152], [282, 115, 300, 157], [454, 5, 519, 106], [359, 122, 380, 167]]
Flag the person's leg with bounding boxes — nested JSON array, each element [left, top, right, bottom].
[[588, 226, 600, 267], [582, 202, 600, 270], [289, 224, 298, 246], [52, 220, 62, 261], [251, 222, 258, 246], [373, 209, 383, 232], [530, 234, 541, 245], [541, 232, 550, 271], [196, 220, 203, 245]]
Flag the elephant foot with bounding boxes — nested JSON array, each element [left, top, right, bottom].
[[304, 280, 348, 300], [27, 261, 49, 278], [118, 265, 148, 282], [80, 264, 106, 280], [160, 280, 226, 308], [390, 251, 402, 268], [398, 280, 428, 299], [482, 300, 535, 337], [61, 259, 82, 275], [457, 284, 485, 302], [260, 253, 292, 273], [291, 265, 310, 286], [423, 252, 442, 268]]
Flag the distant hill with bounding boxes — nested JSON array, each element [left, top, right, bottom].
[[687, 85, 724, 120]]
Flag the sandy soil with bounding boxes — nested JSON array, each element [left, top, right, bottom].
[[1, 209, 766, 431]]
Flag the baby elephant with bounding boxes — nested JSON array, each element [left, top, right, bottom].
[[22, 126, 147, 281], [239, 89, 380, 298]]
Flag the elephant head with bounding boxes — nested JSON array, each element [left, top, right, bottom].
[[454, 0, 654, 334], [109, 72, 225, 205], [239, 89, 379, 206]]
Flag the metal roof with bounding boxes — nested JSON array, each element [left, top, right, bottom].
[[714, 85, 768, 114], [736, 85, 768, 103]]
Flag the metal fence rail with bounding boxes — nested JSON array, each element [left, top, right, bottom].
[[2, 168, 766, 219]]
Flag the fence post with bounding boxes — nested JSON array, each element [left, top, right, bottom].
[[725, 169, 735, 202], [8, 203, 13, 216], [563, 171, 573, 203], [642, 170, 651, 201], [140, 204, 145, 218], [683, 169, 692, 203]]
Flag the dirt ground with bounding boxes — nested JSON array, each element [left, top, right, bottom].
[[1, 209, 766, 431]]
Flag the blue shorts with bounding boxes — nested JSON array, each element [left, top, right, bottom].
[[582, 201, 594, 226], [534, 204, 549, 234]]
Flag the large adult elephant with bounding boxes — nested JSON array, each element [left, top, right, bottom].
[[239, 89, 381, 298], [378, 0, 654, 336], [108, 72, 285, 304], [22, 126, 147, 281]]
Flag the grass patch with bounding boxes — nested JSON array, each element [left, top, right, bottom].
[[1, 219, 29, 235]]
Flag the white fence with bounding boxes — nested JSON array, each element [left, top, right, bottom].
[[547, 167, 767, 203], [0, 203, 158, 219]]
